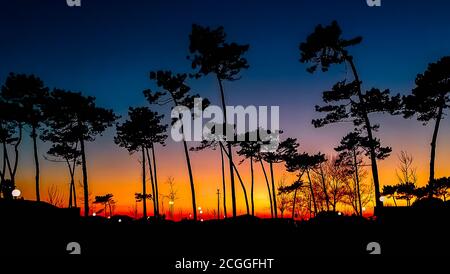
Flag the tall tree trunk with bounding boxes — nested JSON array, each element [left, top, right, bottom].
[[31, 125, 40, 202], [353, 149, 363, 216], [319, 164, 330, 211], [220, 142, 249, 215], [11, 124, 22, 186], [146, 148, 157, 217], [0, 142, 6, 191], [66, 159, 73, 208], [306, 169, 318, 216], [250, 156, 254, 216], [220, 147, 227, 218], [71, 158, 77, 208], [217, 76, 237, 218], [79, 137, 89, 217], [347, 57, 382, 209], [269, 162, 278, 218], [183, 138, 197, 221], [141, 147, 147, 219], [291, 188, 298, 220], [429, 105, 443, 184], [151, 144, 160, 215], [259, 159, 273, 218]]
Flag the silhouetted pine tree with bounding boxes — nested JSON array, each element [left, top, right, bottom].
[[44, 89, 117, 217], [1, 73, 49, 201], [188, 24, 249, 218], [299, 21, 401, 208], [403, 56, 450, 183], [145, 71, 209, 221], [115, 107, 167, 219]]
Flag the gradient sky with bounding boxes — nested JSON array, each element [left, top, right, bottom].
[[1, 0, 450, 217]]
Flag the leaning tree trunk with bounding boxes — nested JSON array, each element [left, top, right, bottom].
[[217, 76, 237, 218], [259, 159, 273, 218], [250, 156, 255, 216], [66, 159, 75, 208], [9, 124, 23, 188], [306, 169, 318, 216], [220, 147, 227, 218], [220, 142, 249, 215], [146, 148, 157, 217], [151, 144, 160, 215], [31, 125, 40, 202], [182, 138, 197, 221], [79, 137, 89, 217], [141, 147, 147, 219], [269, 161, 278, 218], [429, 105, 443, 184], [319, 164, 330, 211], [291, 188, 298, 220], [347, 57, 382, 209], [353, 149, 363, 217]]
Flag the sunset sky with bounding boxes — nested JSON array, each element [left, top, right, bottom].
[[1, 0, 450, 217]]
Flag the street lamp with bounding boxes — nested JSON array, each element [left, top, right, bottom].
[[12, 189, 21, 199]]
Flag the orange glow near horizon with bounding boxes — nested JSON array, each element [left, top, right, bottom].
[[12, 116, 450, 219]]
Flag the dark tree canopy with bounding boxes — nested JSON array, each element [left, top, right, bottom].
[[299, 20, 362, 73], [115, 107, 167, 153], [404, 56, 450, 122], [0, 73, 49, 128], [43, 89, 118, 142], [188, 24, 249, 81], [145, 71, 209, 110]]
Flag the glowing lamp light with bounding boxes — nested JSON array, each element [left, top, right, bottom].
[[198, 207, 202, 211], [338, 212, 342, 216], [199, 210, 203, 214], [93, 213, 97, 217], [118, 219, 122, 223], [380, 196, 386, 202], [169, 200, 174, 205], [107, 216, 111, 219], [12, 189, 21, 198], [362, 207, 366, 212], [200, 219, 204, 222]]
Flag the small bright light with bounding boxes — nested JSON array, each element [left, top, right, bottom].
[[11, 189, 21, 198], [198, 207, 202, 211], [107, 216, 111, 219], [199, 210, 203, 214], [93, 213, 96, 217], [118, 219, 122, 223], [338, 212, 342, 216], [380, 196, 386, 202], [362, 207, 366, 212], [200, 219, 204, 222], [169, 200, 174, 205]]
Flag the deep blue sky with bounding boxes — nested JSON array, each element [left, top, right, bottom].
[[2, 0, 450, 205], [2, 0, 450, 113]]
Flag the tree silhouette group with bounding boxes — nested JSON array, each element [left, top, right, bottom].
[[1, 21, 450, 221]]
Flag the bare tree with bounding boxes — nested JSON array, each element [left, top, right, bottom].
[[47, 184, 65, 208], [165, 176, 178, 220], [276, 175, 290, 218], [396, 151, 417, 185]]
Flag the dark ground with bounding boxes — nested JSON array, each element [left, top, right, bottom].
[[1, 199, 449, 271]]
